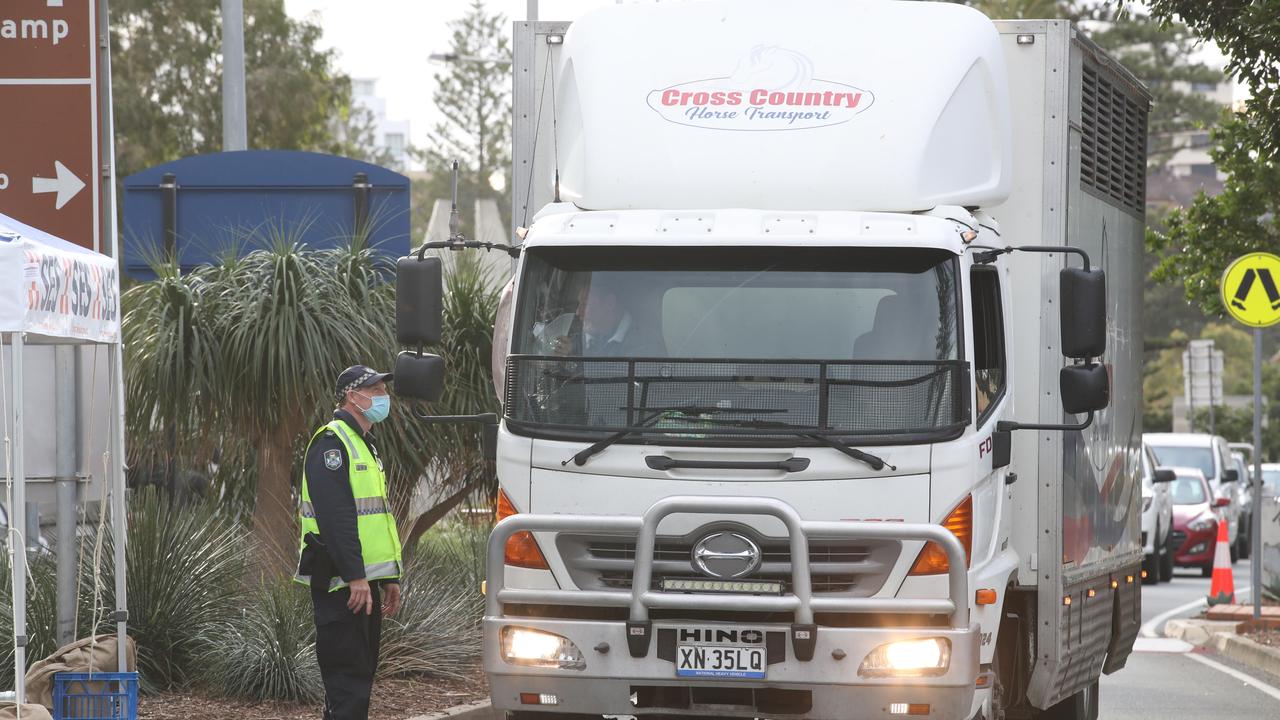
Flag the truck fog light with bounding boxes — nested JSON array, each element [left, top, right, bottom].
[[502, 626, 585, 669], [858, 638, 950, 678]]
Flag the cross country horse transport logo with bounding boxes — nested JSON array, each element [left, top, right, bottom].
[[646, 45, 876, 132]]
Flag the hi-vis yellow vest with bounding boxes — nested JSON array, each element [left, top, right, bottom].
[[294, 418, 402, 592]]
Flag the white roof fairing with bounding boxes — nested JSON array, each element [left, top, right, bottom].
[[554, 0, 1012, 213]]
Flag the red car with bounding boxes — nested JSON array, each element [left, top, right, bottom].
[[1168, 468, 1228, 576]]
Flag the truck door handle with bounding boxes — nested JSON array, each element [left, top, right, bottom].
[[645, 456, 810, 472]]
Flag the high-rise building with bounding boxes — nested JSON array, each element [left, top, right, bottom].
[[352, 78, 411, 170]]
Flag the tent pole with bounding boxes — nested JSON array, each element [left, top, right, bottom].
[[109, 340, 128, 672], [10, 331, 27, 703]]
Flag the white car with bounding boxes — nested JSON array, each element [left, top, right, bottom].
[[1140, 443, 1175, 583], [1262, 464, 1280, 498], [1145, 432, 1243, 563]]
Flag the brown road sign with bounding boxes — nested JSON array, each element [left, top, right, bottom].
[[0, 0, 100, 251]]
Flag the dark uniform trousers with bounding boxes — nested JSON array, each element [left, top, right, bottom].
[[313, 581, 383, 720]]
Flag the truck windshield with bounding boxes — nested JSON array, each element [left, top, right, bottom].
[[1149, 446, 1216, 481], [505, 245, 966, 442]]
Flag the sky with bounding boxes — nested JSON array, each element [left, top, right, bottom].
[[282, 0, 618, 164]]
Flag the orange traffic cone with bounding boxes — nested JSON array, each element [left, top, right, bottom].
[[1207, 519, 1235, 606]]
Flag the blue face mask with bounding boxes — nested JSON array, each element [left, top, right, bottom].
[[359, 393, 391, 423]]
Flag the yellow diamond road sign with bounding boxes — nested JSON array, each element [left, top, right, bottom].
[[1221, 252, 1280, 328]]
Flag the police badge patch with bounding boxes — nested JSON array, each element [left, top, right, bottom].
[[323, 449, 343, 471]]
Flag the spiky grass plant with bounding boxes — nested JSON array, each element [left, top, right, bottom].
[[197, 578, 323, 703], [92, 489, 251, 690], [377, 554, 484, 680]]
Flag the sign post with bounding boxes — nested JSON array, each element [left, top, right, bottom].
[[1220, 251, 1280, 620], [0, 0, 101, 250]]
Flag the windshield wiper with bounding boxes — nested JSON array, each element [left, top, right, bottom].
[[562, 411, 896, 472], [803, 434, 897, 471], [564, 406, 785, 467], [692, 419, 897, 471]]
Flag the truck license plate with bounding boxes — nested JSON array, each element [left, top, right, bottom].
[[676, 645, 766, 679]]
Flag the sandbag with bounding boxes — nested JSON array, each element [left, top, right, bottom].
[[24, 634, 136, 710], [0, 703, 53, 720]]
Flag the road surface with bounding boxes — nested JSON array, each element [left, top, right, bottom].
[[1099, 562, 1280, 719]]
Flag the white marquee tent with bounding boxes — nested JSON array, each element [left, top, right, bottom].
[[0, 212, 129, 702]]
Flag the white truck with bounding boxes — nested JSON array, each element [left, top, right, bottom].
[[394, 2, 1148, 719]]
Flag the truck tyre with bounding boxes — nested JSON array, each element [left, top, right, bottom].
[[1238, 526, 1250, 560], [1230, 542, 1239, 564], [1041, 680, 1098, 720], [1158, 542, 1174, 582]]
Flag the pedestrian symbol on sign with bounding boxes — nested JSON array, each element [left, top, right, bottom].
[[1220, 253, 1280, 328]]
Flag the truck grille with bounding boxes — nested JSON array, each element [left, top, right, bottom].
[[557, 532, 900, 597]]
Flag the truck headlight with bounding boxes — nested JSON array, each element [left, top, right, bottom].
[[858, 638, 951, 678], [501, 626, 585, 669]]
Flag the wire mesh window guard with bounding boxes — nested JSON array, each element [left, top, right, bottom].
[[505, 356, 969, 441]]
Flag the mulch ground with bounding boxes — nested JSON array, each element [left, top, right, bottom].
[[138, 669, 489, 720], [1245, 628, 1280, 649]]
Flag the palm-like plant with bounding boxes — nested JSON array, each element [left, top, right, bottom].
[[123, 228, 502, 572]]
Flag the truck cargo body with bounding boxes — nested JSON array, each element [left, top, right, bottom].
[[472, 4, 1149, 719]]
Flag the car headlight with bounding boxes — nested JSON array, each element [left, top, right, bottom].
[[501, 626, 585, 669], [858, 637, 951, 678], [1188, 515, 1217, 533]]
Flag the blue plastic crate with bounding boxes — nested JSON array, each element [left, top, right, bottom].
[[52, 672, 138, 720]]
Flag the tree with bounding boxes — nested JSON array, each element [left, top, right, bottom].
[[1145, 0, 1280, 161], [417, 0, 513, 239], [1148, 114, 1280, 315], [110, 0, 382, 179]]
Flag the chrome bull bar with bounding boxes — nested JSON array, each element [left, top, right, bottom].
[[488, 496, 969, 657]]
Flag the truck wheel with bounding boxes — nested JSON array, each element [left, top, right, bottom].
[[1238, 531, 1250, 560], [1158, 543, 1174, 582], [1041, 680, 1098, 720]]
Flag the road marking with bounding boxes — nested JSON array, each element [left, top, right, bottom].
[[1187, 651, 1280, 701], [1140, 587, 1251, 638], [1132, 637, 1194, 653]]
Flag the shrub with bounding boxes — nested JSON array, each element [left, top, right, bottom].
[[94, 490, 250, 690], [377, 554, 484, 680], [197, 578, 322, 703]]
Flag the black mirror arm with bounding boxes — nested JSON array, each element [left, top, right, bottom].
[[414, 239, 521, 260], [409, 404, 500, 427], [996, 412, 1094, 434], [971, 244, 1091, 271]]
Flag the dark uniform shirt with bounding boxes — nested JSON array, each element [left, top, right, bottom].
[[304, 409, 398, 622]]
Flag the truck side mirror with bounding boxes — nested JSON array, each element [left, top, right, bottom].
[[1059, 267, 1106, 359], [1059, 363, 1108, 414], [1222, 468, 1240, 483], [397, 256, 443, 346], [1153, 468, 1177, 484], [394, 351, 446, 402]]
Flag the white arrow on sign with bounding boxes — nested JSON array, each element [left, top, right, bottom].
[[32, 161, 86, 210]]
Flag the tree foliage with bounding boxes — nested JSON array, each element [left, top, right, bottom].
[[110, 0, 383, 178], [1148, 114, 1280, 314], [1146, 0, 1280, 161]]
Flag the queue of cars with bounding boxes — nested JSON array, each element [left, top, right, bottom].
[[1142, 432, 1274, 580]]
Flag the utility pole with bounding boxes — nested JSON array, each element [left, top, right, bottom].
[[221, 0, 248, 151]]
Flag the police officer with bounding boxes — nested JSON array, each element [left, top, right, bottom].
[[296, 365, 404, 720]]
